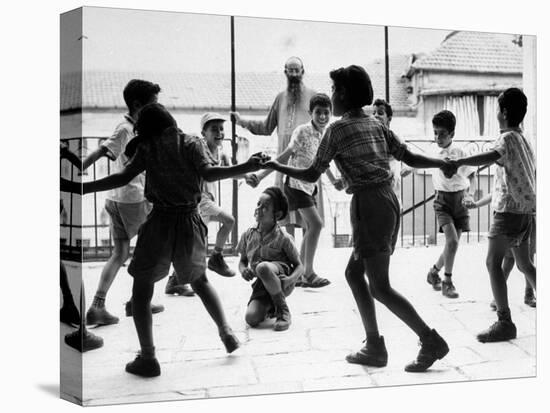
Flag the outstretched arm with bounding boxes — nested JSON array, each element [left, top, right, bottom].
[[82, 146, 109, 171], [455, 150, 501, 167], [401, 148, 446, 169], [83, 163, 143, 194], [255, 146, 294, 182], [230, 96, 279, 136], [60, 143, 82, 171], [200, 152, 265, 182], [60, 177, 81, 194], [263, 161, 321, 183]]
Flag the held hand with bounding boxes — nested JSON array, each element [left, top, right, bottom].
[[462, 193, 476, 209], [245, 173, 260, 188], [247, 152, 270, 171], [401, 167, 413, 178], [462, 198, 477, 209], [441, 159, 458, 179], [241, 267, 255, 281], [261, 160, 278, 170]]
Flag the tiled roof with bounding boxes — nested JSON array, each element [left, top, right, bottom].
[[412, 31, 522, 73], [61, 55, 411, 112]]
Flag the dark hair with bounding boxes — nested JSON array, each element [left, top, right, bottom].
[[262, 186, 289, 221], [329, 65, 373, 108], [123, 79, 161, 111], [432, 110, 456, 133], [373, 98, 393, 118], [309, 93, 332, 112], [498, 87, 527, 127], [125, 103, 177, 158]]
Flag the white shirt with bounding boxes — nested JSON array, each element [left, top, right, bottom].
[[286, 122, 322, 195], [101, 114, 146, 203], [431, 142, 475, 192]]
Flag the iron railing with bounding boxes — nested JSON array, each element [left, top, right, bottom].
[[60, 137, 497, 261]]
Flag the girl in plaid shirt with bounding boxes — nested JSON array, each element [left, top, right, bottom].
[[264, 65, 456, 372]]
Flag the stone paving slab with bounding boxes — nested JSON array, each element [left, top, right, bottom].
[[61, 242, 536, 406]]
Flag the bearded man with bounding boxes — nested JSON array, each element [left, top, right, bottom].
[[231, 57, 321, 232]]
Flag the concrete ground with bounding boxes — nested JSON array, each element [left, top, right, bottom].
[[60, 242, 536, 406]]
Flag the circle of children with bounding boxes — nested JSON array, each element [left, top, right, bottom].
[[61, 60, 536, 379]]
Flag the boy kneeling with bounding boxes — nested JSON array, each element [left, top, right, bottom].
[[238, 187, 304, 331]]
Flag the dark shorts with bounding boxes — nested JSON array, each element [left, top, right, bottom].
[[433, 190, 470, 233], [351, 184, 400, 259], [105, 199, 151, 240], [283, 180, 317, 211], [489, 212, 533, 248], [128, 206, 208, 284], [248, 261, 295, 305]]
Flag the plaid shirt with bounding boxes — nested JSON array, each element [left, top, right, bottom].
[[128, 129, 210, 208], [237, 224, 301, 273], [311, 109, 406, 194]]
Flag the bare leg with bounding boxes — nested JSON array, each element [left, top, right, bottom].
[[191, 275, 230, 333], [298, 206, 323, 278], [441, 224, 462, 279], [131, 278, 155, 351], [255, 262, 283, 296], [344, 253, 379, 336], [502, 254, 515, 281], [211, 210, 235, 250], [60, 262, 79, 324], [92, 237, 130, 304], [511, 241, 536, 290], [364, 253, 430, 337], [486, 237, 511, 312], [245, 299, 270, 327]]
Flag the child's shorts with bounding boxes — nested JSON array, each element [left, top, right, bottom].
[[128, 206, 208, 284], [104, 199, 151, 240], [248, 261, 295, 305], [433, 190, 470, 233], [283, 180, 317, 211], [198, 195, 224, 224], [351, 183, 400, 259], [489, 212, 533, 248]]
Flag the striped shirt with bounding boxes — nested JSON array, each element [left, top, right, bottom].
[[237, 225, 301, 273], [311, 109, 407, 194]]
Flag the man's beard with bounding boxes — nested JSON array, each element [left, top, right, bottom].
[[286, 76, 303, 104]]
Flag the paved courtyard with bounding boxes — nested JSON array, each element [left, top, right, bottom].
[[60, 242, 536, 406]]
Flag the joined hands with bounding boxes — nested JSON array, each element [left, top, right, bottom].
[[441, 158, 458, 179]]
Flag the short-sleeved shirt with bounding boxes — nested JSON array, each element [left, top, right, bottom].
[[101, 114, 146, 203], [287, 121, 323, 195], [430, 142, 475, 192], [199, 139, 228, 202], [237, 225, 301, 273], [491, 128, 536, 214], [127, 128, 210, 208], [311, 109, 407, 194]]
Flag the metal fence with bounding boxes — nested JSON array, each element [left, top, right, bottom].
[[60, 137, 496, 261]]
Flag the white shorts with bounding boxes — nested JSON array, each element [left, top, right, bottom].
[[198, 197, 224, 224]]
